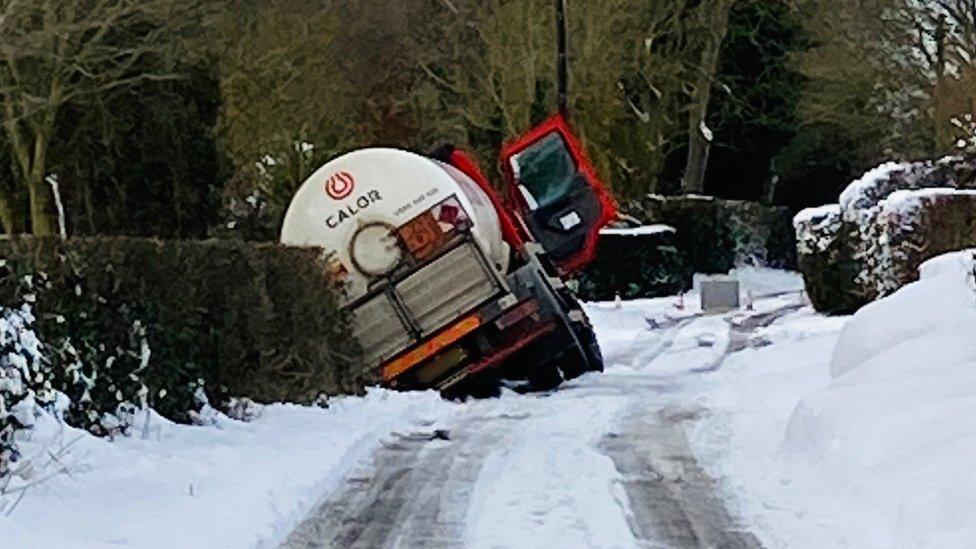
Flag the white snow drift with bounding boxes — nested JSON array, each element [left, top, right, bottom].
[[692, 250, 976, 548], [0, 390, 456, 548]]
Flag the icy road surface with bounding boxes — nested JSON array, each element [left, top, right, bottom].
[[281, 279, 814, 548]]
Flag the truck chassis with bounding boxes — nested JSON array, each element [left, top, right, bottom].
[[349, 234, 602, 395]]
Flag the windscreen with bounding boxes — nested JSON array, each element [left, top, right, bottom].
[[510, 132, 576, 209]]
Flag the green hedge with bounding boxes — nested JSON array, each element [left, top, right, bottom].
[[0, 237, 360, 433], [634, 195, 797, 274], [794, 207, 863, 314], [576, 228, 692, 301]]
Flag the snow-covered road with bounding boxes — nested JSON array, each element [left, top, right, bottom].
[[280, 280, 809, 549]]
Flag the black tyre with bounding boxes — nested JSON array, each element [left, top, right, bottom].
[[560, 290, 605, 374], [577, 321, 604, 372], [558, 345, 589, 380], [527, 360, 563, 391]]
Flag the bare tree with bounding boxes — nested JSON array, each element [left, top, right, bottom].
[[680, 0, 738, 195], [418, 0, 725, 198], [795, 0, 976, 161], [0, 0, 209, 235]]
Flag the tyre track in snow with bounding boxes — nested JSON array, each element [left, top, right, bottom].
[[694, 303, 804, 374], [600, 407, 761, 549], [598, 307, 767, 548], [279, 414, 519, 549], [280, 303, 801, 548]]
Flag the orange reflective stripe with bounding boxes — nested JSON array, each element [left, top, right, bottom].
[[381, 314, 482, 381]]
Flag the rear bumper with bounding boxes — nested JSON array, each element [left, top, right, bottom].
[[349, 239, 506, 372], [378, 257, 578, 390]]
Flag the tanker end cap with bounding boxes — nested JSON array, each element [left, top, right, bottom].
[[280, 147, 511, 302]]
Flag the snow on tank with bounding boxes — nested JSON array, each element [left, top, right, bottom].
[[281, 148, 510, 302]]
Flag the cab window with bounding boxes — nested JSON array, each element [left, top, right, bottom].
[[509, 132, 576, 209]]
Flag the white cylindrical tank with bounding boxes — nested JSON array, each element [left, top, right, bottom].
[[281, 148, 510, 302]]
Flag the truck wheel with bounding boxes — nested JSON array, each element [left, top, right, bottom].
[[577, 321, 604, 373], [559, 292, 605, 375], [527, 360, 563, 391], [558, 346, 588, 380], [558, 326, 603, 379]]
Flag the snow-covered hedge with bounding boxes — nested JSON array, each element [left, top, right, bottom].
[[868, 189, 976, 296], [576, 225, 692, 300], [793, 205, 862, 313], [795, 155, 976, 312], [0, 305, 46, 477], [0, 237, 361, 477]]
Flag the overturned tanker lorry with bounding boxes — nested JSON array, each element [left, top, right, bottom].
[[280, 115, 617, 394]]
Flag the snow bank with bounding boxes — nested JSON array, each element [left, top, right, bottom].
[[830, 248, 976, 380], [0, 389, 455, 548], [782, 249, 976, 546], [689, 251, 976, 547]]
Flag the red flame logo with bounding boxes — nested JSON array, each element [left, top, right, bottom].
[[325, 171, 355, 200]]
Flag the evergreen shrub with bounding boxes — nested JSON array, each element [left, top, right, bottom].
[[0, 237, 360, 436], [577, 228, 692, 301]]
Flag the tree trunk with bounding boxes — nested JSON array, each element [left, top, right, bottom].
[[0, 193, 16, 234], [27, 117, 58, 236], [28, 173, 54, 236], [682, 117, 712, 195], [27, 133, 54, 236], [680, 1, 733, 195]]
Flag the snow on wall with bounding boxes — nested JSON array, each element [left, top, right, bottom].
[[599, 224, 675, 237]]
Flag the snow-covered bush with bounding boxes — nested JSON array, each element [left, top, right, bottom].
[[0, 237, 360, 425], [0, 259, 156, 439], [841, 156, 976, 300], [793, 205, 863, 314], [794, 205, 841, 257], [872, 189, 976, 295], [0, 305, 46, 477], [795, 155, 976, 312]]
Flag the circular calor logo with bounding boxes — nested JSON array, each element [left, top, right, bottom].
[[325, 171, 355, 200]]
